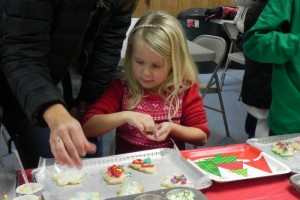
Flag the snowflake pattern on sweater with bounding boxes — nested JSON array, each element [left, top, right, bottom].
[[118, 86, 182, 148]]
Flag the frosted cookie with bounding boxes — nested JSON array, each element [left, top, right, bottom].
[[161, 175, 188, 188], [117, 181, 144, 197], [52, 171, 84, 187], [68, 192, 101, 200], [103, 165, 129, 185], [129, 158, 156, 174], [291, 141, 300, 150], [271, 141, 295, 157]]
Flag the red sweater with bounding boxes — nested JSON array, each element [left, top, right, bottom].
[[82, 79, 210, 154]]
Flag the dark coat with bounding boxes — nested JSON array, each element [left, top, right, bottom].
[[0, 0, 137, 127], [241, 2, 272, 109]]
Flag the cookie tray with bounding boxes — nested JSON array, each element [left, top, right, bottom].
[[246, 133, 300, 173], [106, 186, 208, 200], [181, 144, 291, 183], [31, 148, 211, 200]]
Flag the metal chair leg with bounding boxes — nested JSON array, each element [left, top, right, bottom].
[[220, 58, 232, 90], [215, 76, 230, 137]]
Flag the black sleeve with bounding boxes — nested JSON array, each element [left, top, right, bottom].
[[79, 0, 137, 103], [0, 0, 65, 125]]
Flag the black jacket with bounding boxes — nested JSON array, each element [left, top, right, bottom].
[[0, 0, 137, 126], [241, 2, 272, 109]]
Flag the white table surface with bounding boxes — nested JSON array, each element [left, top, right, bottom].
[[118, 18, 215, 66], [210, 19, 235, 25]]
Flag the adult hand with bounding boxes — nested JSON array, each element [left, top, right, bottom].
[[43, 104, 96, 168]]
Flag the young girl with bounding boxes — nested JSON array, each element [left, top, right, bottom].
[[82, 10, 210, 154]]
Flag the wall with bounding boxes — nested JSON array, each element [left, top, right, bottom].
[[133, 0, 236, 18]]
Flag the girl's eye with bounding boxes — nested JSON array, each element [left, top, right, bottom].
[[153, 64, 161, 68], [136, 60, 144, 65]]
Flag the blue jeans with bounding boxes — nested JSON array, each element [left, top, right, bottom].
[[14, 120, 103, 169]]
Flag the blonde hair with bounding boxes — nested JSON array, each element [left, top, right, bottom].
[[124, 10, 199, 119]]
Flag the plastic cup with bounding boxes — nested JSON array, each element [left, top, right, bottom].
[[166, 188, 196, 200], [134, 194, 163, 200], [13, 195, 40, 200], [15, 183, 43, 200]]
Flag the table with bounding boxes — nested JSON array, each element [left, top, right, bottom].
[[19, 144, 299, 200], [118, 18, 215, 66], [203, 173, 298, 200], [210, 19, 235, 25]]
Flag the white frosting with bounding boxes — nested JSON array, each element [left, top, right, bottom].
[[52, 171, 84, 186], [16, 183, 43, 195], [117, 181, 144, 196]]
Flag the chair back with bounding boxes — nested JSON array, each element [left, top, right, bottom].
[[193, 35, 227, 70], [222, 22, 244, 64], [223, 22, 240, 41]]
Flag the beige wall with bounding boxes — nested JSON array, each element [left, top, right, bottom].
[[133, 0, 236, 18]]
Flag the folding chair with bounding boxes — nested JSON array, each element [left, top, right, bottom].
[[193, 35, 230, 138], [220, 22, 245, 95]]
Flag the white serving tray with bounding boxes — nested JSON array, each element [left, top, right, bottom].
[[188, 152, 291, 183]]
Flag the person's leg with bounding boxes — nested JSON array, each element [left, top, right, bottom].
[[13, 120, 53, 169], [245, 113, 257, 138], [254, 119, 269, 138]]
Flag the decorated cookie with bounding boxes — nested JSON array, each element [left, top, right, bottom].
[[271, 141, 295, 157], [291, 141, 300, 150], [117, 181, 144, 197], [161, 175, 188, 188], [103, 165, 129, 185], [129, 158, 156, 174], [52, 171, 84, 187]]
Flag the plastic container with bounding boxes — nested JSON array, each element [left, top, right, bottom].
[[290, 173, 300, 193], [177, 8, 221, 71], [134, 194, 163, 200], [177, 8, 219, 41], [166, 188, 196, 200], [15, 183, 43, 199], [13, 195, 40, 200]]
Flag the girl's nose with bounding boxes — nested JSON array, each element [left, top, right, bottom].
[[142, 65, 151, 76]]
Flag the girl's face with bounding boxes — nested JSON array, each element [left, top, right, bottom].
[[132, 38, 172, 93]]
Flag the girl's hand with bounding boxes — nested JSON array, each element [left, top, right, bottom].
[[126, 111, 157, 133], [146, 122, 172, 142]]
